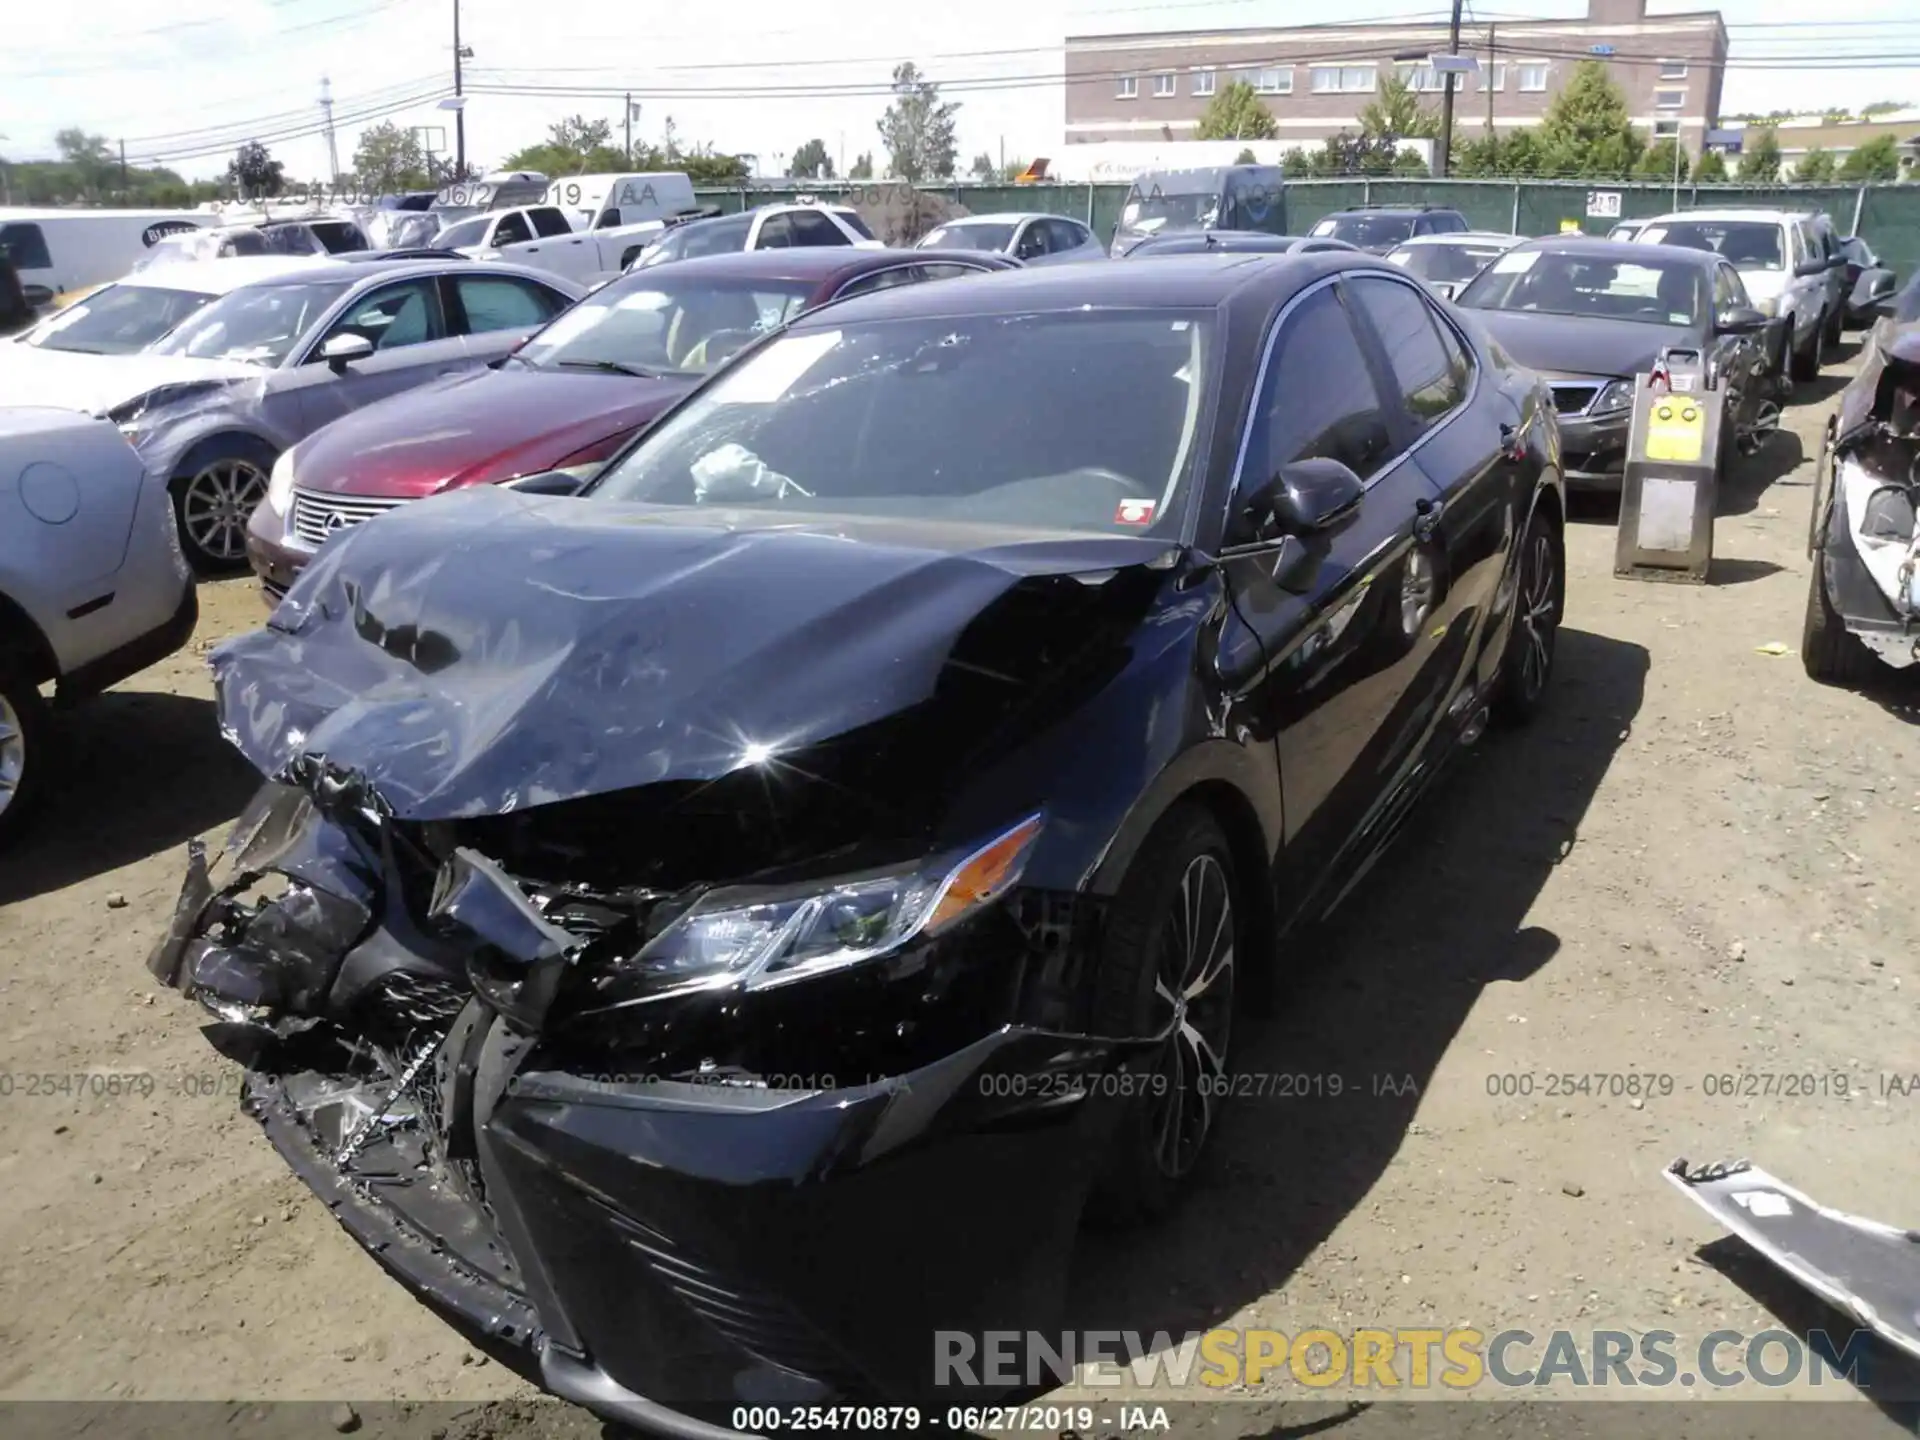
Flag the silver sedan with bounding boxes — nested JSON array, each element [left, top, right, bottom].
[[916, 212, 1107, 266]]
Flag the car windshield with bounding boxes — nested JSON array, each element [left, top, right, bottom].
[[150, 279, 353, 365], [588, 310, 1211, 536], [516, 276, 815, 377], [920, 221, 1016, 253], [1120, 187, 1219, 234], [20, 282, 219, 354], [1458, 249, 1707, 327], [1389, 242, 1514, 283], [1311, 214, 1417, 248], [1638, 219, 1785, 271]]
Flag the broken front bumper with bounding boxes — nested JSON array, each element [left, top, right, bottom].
[[147, 802, 1140, 1433]]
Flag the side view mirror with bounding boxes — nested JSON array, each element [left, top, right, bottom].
[[320, 332, 374, 371], [1241, 456, 1366, 543], [502, 470, 585, 496], [1793, 259, 1831, 279], [1715, 306, 1770, 334]]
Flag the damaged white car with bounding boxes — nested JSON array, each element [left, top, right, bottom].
[[1804, 322, 1920, 685]]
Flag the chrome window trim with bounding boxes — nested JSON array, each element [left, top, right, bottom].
[[826, 260, 999, 302], [1227, 269, 1482, 531], [293, 271, 453, 367]]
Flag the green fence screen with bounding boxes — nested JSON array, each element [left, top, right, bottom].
[[693, 178, 1920, 274]]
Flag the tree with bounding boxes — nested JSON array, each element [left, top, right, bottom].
[[1193, 81, 1277, 142], [225, 141, 284, 198], [1634, 137, 1686, 180], [1861, 101, 1907, 118], [876, 63, 959, 182], [969, 151, 996, 180], [352, 122, 431, 193], [1360, 73, 1440, 142], [1839, 134, 1902, 182], [849, 152, 875, 180], [1536, 60, 1643, 176], [789, 139, 834, 179], [1794, 146, 1837, 183], [1453, 127, 1551, 178], [54, 128, 116, 199], [1285, 131, 1406, 177], [503, 114, 628, 178], [1736, 127, 1781, 181], [1233, 146, 1257, 165], [1692, 147, 1728, 182]]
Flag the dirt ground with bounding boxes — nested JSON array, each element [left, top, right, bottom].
[[2, 340, 1917, 1438]]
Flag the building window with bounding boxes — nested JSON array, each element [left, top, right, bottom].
[[1192, 68, 1216, 97], [1659, 58, 1688, 79], [1516, 62, 1548, 91], [1153, 71, 1176, 97], [1655, 88, 1685, 110], [1654, 119, 1680, 137], [1478, 63, 1506, 91], [1311, 64, 1378, 93], [1116, 75, 1137, 99], [1396, 64, 1462, 93], [1255, 66, 1292, 94]]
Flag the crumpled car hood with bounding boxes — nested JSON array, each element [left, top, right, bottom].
[[215, 485, 1178, 819], [0, 345, 255, 416]]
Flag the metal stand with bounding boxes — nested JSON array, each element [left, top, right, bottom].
[[1614, 346, 1725, 585]]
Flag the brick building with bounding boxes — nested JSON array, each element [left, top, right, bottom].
[[1064, 0, 1728, 158]]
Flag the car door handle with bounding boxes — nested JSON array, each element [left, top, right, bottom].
[[1414, 496, 1444, 542]]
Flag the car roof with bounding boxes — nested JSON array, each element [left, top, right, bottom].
[[792, 250, 1374, 325], [1637, 208, 1814, 225], [1393, 231, 1523, 247], [123, 255, 344, 293], [1511, 235, 1722, 267], [616, 246, 929, 283], [1132, 232, 1333, 251], [937, 212, 1077, 225]]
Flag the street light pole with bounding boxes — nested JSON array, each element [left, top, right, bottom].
[[1436, 0, 1464, 177], [452, 0, 467, 175]]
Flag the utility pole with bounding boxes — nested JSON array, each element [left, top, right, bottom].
[[1486, 23, 1497, 135], [320, 76, 340, 186], [624, 93, 634, 165], [452, 0, 467, 176], [118, 138, 128, 197], [1436, 0, 1464, 177]]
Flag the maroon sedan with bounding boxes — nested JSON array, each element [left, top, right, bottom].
[[246, 246, 1018, 600]]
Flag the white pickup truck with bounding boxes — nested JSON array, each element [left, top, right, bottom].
[[435, 204, 664, 286]]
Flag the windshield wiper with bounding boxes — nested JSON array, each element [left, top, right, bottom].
[[554, 358, 662, 378]]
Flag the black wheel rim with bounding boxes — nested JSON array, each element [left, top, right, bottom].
[[1147, 853, 1234, 1180], [1518, 529, 1557, 702]]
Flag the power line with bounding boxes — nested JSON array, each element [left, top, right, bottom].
[[123, 86, 452, 167], [120, 75, 448, 147]]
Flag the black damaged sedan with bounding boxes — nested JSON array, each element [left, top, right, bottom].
[[149, 253, 1566, 1433]]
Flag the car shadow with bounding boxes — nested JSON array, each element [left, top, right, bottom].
[[1708, 557, 1786, 586], [0, 689, 256, 906], [1695, 1233, 1920, 1426], [1718, 429, 1809, 518], [1064, 626, 1650, 1347]]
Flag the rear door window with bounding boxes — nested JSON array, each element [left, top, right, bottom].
[[788, 209, 851, 247], [493, 212, 534, 246], [455, 275, 568, 333], [757, 213, 795, 249], [530, 207, 574, 239], [1348, 276, 1472, 437]]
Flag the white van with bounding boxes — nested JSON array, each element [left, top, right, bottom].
[[0, 209, 213, 303], [544, 173, 698, 232]]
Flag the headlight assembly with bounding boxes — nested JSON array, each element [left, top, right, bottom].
[[600, 813, 1044, 1005], [1591, 379, 1634, 415], [266, 449, 296, 517]]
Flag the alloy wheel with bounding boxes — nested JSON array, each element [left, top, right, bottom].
[[1738, 398, 1781, 457], [1517, 529, 1558, 702], [0, 691, 26, 821], [1147, 853, 1235, 1180], [181, 459, 268, 563]]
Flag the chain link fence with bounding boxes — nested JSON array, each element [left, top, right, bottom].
[[692, 177, 1920, 274]]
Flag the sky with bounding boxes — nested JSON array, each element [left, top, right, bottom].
[[4, 0, 1920, 184]]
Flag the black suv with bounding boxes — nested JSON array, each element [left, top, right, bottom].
[[1309, 204, 1471, 254]]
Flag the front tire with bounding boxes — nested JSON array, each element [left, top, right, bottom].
[[1801, 546, 1880, 687], [171, 435, 276, 572], [0, 658, 50, 851], [1086, 805, 1238, 1227], [1790, 312, 1826, 382]]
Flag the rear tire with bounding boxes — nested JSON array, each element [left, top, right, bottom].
[[1492, 504, 1562, 727], [1790, 313, 1826, 382], [1085, 805, 1238, 1228], [0, 658, 51, 851], [1800, 546, 1880, 687]]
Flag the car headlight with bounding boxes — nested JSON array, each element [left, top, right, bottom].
[[266, 449, 296, 517], [1591, 379, 1634, 415], [599, 813, 1044, 1005]]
